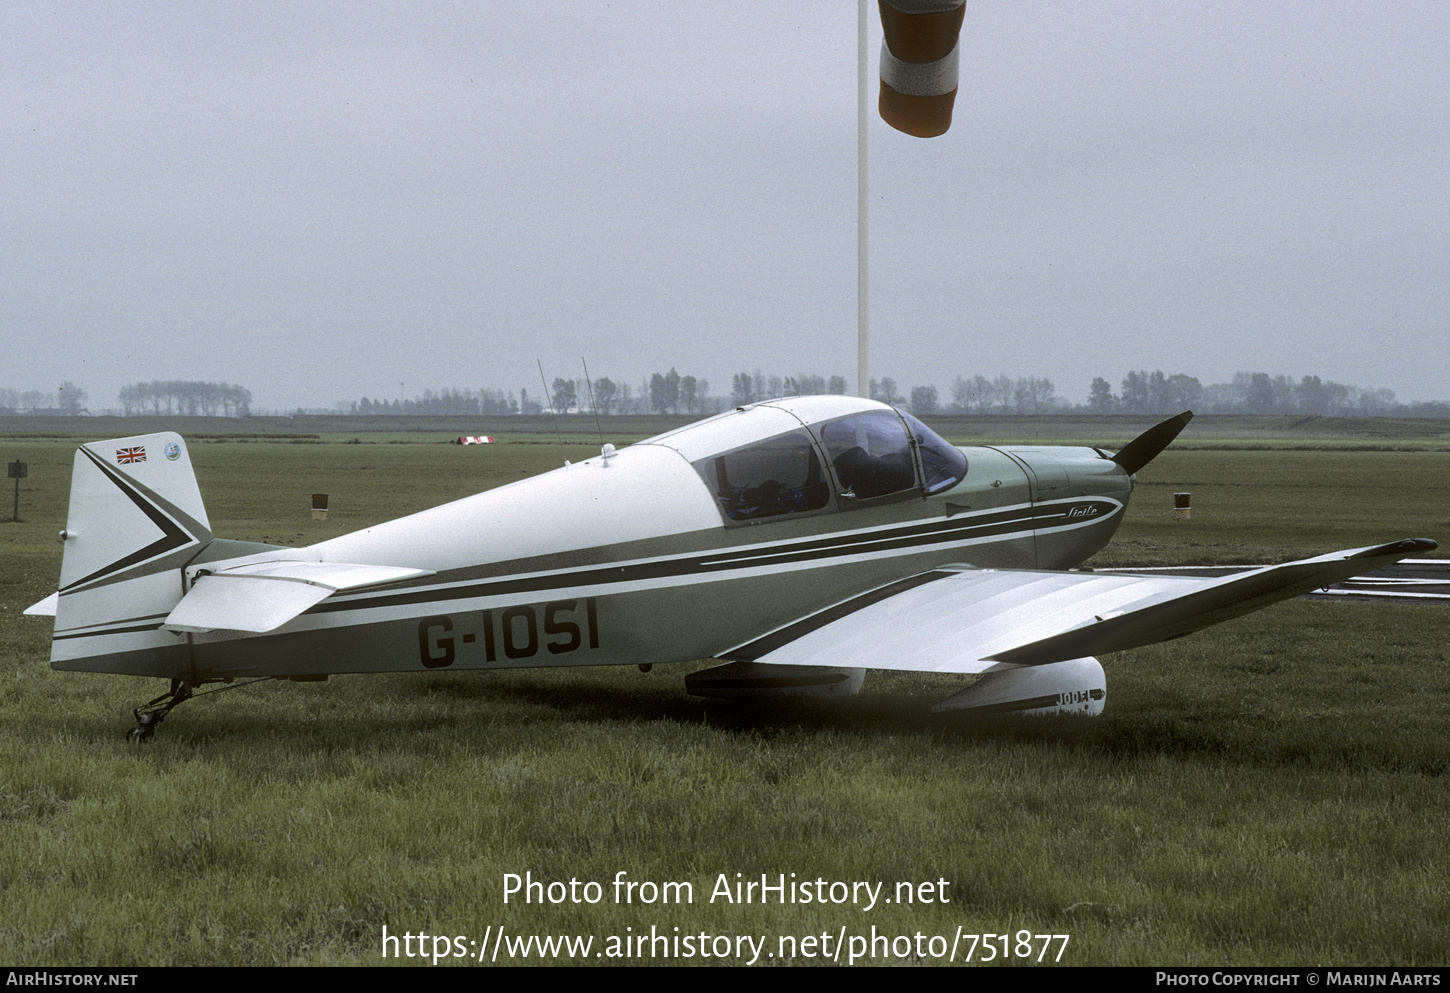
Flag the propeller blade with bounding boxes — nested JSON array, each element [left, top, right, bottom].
[[1112, 411, 1193, 476]]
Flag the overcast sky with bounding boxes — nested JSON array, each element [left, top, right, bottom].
[[4, 1, 1447, 411]]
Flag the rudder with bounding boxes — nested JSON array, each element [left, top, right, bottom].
[[51, 433, 212, 674]]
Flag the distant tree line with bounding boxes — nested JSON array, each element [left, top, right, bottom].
[[17, 367, 1442, 421], [1084, 371, 1447, 417], [1088, 371, 1203, 414], [352, 388, 519, 417], [117, 380, 252, 417], [931, 375, 1059, 415], [0, 381, 88, 414], [731, 372, 851, 406], [551, 370, 713, 416], [334, 367, 1447, 420]]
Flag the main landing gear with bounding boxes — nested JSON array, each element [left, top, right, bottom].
[[128, 678, 195, 742]]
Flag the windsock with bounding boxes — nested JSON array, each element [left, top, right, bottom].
[[878, 0, 966, 137]]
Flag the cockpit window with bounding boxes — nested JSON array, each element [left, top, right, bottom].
[[696, 430, 831, 522], [818, 410, 917, 499], [898, 411, 968, 494]]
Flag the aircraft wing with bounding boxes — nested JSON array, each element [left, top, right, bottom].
[[722, 539, 1437, 673], [164, 560, 435, 634]]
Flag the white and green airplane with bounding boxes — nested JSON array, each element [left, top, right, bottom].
[[26, 396, 1434, 739]]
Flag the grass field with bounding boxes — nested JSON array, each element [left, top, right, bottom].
[[1, 420, 1446, 966]]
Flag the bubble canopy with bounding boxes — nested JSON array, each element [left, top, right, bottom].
[[641, 397, 967, 525]]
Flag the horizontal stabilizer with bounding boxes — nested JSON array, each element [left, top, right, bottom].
[[166, 575, 333, 633], [165, 560, 434, 633], [25, 592, 59, 617], [724, 539, 1436, 674]]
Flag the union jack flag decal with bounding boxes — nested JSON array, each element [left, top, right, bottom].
[[116, 447, 146, 464]]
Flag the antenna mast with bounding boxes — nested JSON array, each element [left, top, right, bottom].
[[537, 359, 564, 454], [581, 357, 605, 447]]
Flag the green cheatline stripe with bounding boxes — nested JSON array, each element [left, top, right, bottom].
[[309, 500, 1117, 616]]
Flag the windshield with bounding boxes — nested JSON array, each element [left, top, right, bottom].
[[898, 410, 967, 494]]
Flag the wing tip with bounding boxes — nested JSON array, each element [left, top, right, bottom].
[[1351, 538, 1438, 558]]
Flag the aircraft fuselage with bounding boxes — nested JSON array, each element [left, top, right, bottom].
[[53, 414, 1132, 681]]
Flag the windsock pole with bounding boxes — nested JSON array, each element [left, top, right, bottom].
[[858, 0, 870, 399], [862, 1, 967, 397]]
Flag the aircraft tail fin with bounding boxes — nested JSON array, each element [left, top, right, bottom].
[[50, 433, 214, 672]]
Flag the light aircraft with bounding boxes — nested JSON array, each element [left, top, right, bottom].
[[26, 395, 1434, 739]]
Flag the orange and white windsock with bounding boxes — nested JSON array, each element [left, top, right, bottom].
[[878, 0, 967, 137]]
